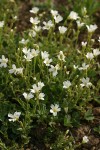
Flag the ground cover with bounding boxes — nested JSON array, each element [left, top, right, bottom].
[[0, 0, 100, 149]]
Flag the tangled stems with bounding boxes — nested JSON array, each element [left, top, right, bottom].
[[34, 57, 36, 76], [75, 29, 80, 48], [0, 29, 3, 49], [60, 34, 64, 45], [18, 102, 32, 145], [60, 60, 63, 79], [0, 3, 99, 149], [87, 32, 93, 49], [66, 20, 73, 39]]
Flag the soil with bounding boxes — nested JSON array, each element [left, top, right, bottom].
[[16, 0, 32, 32], [14, 0, 100, 149]]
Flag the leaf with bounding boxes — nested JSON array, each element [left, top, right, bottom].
[[71, 111, 81, 127], [94, 98, 100, 104], [93, 126, 100, 134], [64, 115, 72, 127], [0, 101, 14, 121], [0, 140, 8, 150], [88, 69, 96, 78], [84, 109, 94, 121], [15, 99, 26, 110]]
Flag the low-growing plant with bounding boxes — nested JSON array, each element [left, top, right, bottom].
[[0, 0, 100, 149]]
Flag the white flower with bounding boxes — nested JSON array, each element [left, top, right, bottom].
[[22, 47, 30, 55], [13, 16, 17, 20], [43, 20, 54, 30], [98, 36, 100, 42], [31, 84, 40, 93], [10, 0, 15, 2], [9, 64, 18, 75], [0, 55, 8, 68], [63, 80, 71, 89], [30, 17, 40, 25], [29, 30, 36, 37], [30, 7, 39, 14], [93, 48, 100, 56], [24, 52, 33, 61], [82, 7, 87, 15], [78, 63, 89, 70], [54, 15, 63, 23], [44, 58, 52, 66], [38, 93, 45, 100], [68, 11, 79, 20], [73, 65, 79, 69], [41, 51, 49, 60], [66, 71, 70, 75], [81, 41, 87, 47], [8, 111, 21, 122], [31, 81, 44, 93], [9, 64, 23, 75], [50, 104, 61, 116], [91, 39, 95, 43], [80, 77, 92, 88], [76, 20, 84, 28], [51, 10, 58, 17], [33, 77, 36, 80], [58, 51, 66, 62], [0, 21, 4, 28], [64, 66, 66, 70], [38, 81, 45, 89], [33, 25, 41, 32], [17, 67, 23, 74], [49, 64, 60, 77], [31, 49, 39, 57], [86, 24, 97, 33], [59, 26, 67, 34], [23, 92, 34, 100], [82, 136, 89, 143], [86, 52, 94, 60], [19, 39, 29, 44]]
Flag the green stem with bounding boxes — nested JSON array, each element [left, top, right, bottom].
[[75, 29, 80, 48], [34, 57, 36, 76], [66, 20, 73, 39]]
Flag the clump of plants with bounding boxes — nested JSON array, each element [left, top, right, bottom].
[[0, 1, 100, 149]]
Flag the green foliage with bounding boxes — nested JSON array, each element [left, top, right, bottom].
[[67, 0, 100, 16], [83, 0, 100, 15], [50, 131, 75, 150], [93, 126, 100, 134], [0, 0, 99, 149], [84, 109, 94, 121]]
